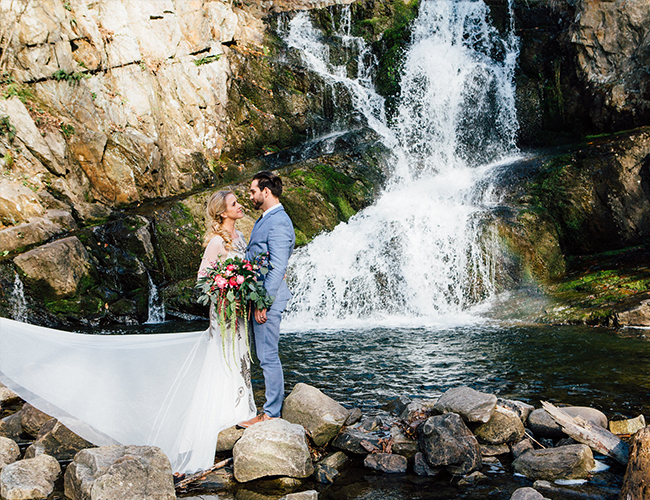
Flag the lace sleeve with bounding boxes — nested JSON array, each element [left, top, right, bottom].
[[198, 236, 226, 276]]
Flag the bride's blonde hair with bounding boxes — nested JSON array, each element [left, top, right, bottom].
[[204, 190, 234, 251]]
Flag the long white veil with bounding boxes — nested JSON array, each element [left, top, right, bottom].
[[0, 317, 248, 473]]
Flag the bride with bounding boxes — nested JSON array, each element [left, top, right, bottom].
[[0, 190, 256, 474]]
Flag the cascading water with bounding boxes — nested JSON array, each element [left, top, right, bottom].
[[282, 0, 521, 329], [10, 272, 28, 322], [145, 272, 165, 324]]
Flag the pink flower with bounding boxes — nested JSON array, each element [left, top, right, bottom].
[[244, 263, 253, 271], [226, 265, 235, 271], [229, 277, 238, 287], [216, 276, 228, 289], [236, 275, 245, 285]]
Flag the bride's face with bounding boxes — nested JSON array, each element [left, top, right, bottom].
[[221, 193, 244, 221]]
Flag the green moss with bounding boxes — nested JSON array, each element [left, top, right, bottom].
[[45, 296, 103, 315]]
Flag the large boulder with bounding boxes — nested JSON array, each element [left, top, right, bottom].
[[282, 383, 349, 446], [512, 444, 595, 481], [510, 487, 549, 500], [363, 453, 407, 474], [0, 210, 77, 255], [433, 386, 497, 423], [13, 236, 94, 300], [527, 407, 607, 439], [497, 399, 535, 423], [615, 299, 650, 327], [474, 407, 526, 445], [0, 454, 60, 500], [0, 437, 20, 469], [64, 445, 175, 500], [233, 418, 314, 482], [24, 419, 94, 461], [418, 413, 482, 475]]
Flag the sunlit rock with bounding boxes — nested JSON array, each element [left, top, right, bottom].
[[0, 454, 60, 500], [14, 236, 94, 300], [510, 486, 548, 500], [474, 407, 526, 445], [609, 414, 646, 435], [0, 181, 44, 228], [64, 445, 175, 500], [0, 210, 76, 255], [433, 386, 497, 423], [615, 300, 650, 327], [512, 444, 595, 481], [233, 419, 313, 482], [0, 437, 20, 469], [20, 404, 54, 439]]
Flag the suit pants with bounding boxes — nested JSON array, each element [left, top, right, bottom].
[[252, 303, 285, 418]]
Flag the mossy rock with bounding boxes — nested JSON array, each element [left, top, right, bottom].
[[152, 201, 204, 282]]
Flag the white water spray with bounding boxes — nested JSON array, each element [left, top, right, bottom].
[[282, 1, 521, 329], [10, 273, 28, 322], [145, 272, 165, 324]]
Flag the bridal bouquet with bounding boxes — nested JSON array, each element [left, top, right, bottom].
[[196, 254, 273, 363]]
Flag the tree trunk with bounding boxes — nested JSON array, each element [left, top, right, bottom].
[[541, 401, 629, 465], [619, 426, 650, 500]]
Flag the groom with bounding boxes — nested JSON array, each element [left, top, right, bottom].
[[239, 171, 295, 427]]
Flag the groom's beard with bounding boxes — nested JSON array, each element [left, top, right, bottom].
[[253, 199, 263, 210]]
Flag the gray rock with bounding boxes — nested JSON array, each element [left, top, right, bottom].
[[345, 408, 362, 426], [512, 444, 595, 481], [216, 425, 244, 452], [24, 419, 94, 461], [474, 407, 526, 445], [0, 454, 60, 500], [511, 438, 534, 459], [498, 399, 535, 423], [510, 487, 548, 500], [359, 416, 386, 432], [332, 427, 381, 455], [278, 491, 318, 500], [389, 426, 418, 459], [418, 413, 482, 475], [413, 452, 442, 476], [64, 445, 175, 500], [0, 210, 76, 255], [527, 407, 608, 438], [233, 418, 314, 482], [0, 437, 20, 469], [363, 453, 407, 473], [480, 444, 510, 456], [282, 383, 349, 446], [433, 386, 497, 423], [21, 404, 53, 438]]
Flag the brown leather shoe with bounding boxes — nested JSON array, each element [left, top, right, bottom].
[[237, 413, 276, 428]]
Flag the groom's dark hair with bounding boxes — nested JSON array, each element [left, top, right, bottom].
[[253, 171, 283, 198]]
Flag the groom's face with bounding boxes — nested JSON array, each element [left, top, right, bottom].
[[250, 180, 265, 210]]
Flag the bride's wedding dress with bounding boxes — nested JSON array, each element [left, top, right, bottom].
[[0, 234, 255, 474]]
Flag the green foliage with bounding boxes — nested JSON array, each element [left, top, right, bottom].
[[193, 54, 221, 66], [61, 123, 75, 137], [63, 0, 72, 11], [2, 151, 13, 168], [0, 115, 16, 142], [52, 69, 87, 82], [2, 82, 34, 103]]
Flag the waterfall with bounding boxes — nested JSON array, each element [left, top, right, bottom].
[[145, 272, 165, 324], [282, 1, 521, 329], [10, 273, 28, 322]]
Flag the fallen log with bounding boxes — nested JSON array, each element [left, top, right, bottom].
[[619, 426, 650, 500], [541, 401, 629, 465], [175, 457, 233, 490]]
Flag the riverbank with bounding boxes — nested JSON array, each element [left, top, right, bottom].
[[0, 379, 644, 500]]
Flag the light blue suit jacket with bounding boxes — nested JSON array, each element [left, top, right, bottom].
[[246, 206, 295, 310]]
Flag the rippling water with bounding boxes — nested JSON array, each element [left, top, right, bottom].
[[97, 321, 650, 418]]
